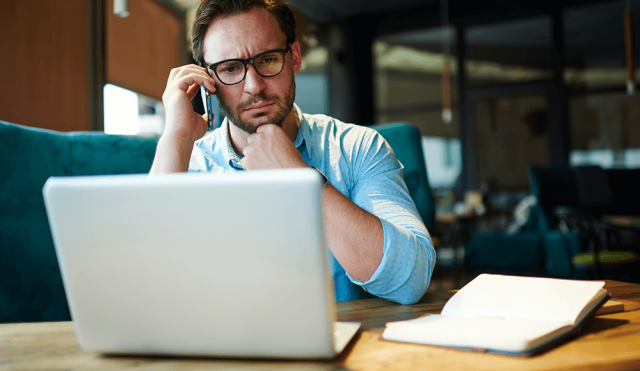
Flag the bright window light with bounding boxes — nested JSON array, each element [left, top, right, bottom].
[[422, 137, 462, 189], [104, 84, 140, 135], [103, 84, 165, 136]]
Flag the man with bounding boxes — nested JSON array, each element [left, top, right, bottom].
[[150, 0, 435, 304]]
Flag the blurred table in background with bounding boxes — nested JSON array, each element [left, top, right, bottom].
[[433, 211, 481, 289]]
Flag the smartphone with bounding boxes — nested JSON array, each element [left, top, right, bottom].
[[199, 62, 221, 131], [200, 85, 217, 131]]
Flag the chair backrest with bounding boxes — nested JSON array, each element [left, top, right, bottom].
[[574, 165, 613, 209], [0, 121, 158, 323], [606, 168, 640, 216], [531, 165, 640, 217], [528, 166, 579, 230], [372, 123, 435, 231]]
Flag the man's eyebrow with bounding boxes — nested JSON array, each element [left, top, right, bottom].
[[205, 47, 286, 65], [203, 58, 221, 65], [204, 56, 240, 66]]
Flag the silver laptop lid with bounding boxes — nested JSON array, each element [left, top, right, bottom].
[[43, 169, 338, 358]]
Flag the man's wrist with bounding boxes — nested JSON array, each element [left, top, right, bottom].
[[161, 124, 202, 147]]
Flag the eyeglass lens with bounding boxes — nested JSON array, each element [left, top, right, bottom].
[[215, 51, 285, 85]]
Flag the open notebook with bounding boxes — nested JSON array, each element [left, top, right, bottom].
[[382, 274, 609, 356]]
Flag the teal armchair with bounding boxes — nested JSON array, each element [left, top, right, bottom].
[[530, 166, 640, 281], [0, 121, 158, 323], [372, 123, 435, 231], [464, 166, 584, 279]]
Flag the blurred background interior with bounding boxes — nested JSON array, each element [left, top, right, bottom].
[[2, 0, 640, 293]]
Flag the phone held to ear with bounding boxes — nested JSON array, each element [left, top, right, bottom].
[[200, 85, 218, 131]]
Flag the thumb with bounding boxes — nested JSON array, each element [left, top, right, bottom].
[[201, 112, 216, 128]]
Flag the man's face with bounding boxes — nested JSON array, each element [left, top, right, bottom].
[[202, 7, 302, 134]]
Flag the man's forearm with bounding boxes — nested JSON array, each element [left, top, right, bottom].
[[149, 131, 197, 174], [322, 184, 384, 282]]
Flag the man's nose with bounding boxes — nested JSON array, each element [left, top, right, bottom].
[[243, 64, 266, 95]]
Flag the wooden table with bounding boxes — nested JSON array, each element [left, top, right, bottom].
[[2, 281, 640, 370]]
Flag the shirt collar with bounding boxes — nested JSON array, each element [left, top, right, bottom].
[[219, 118, 244, 170], [293, 103, 306, 149], [295, 104, 316, 159]]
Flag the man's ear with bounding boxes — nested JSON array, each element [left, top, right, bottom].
[[291, 40, 302, 75]]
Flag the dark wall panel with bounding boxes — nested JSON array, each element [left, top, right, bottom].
[[0, 0, 89, 131], [105, 0, 181, 100]]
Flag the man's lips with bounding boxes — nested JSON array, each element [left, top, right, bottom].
[[244, 102, 274, 112]]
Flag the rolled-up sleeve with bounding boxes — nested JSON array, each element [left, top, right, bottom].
[[345, 131, 435, 304]]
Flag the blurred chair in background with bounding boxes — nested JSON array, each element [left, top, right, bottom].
[[547, 166, 640, 282], [465, 165, 640, 282], [372, 123, 435, 232]]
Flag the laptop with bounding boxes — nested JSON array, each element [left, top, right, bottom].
[[43, 169, 360, 359]]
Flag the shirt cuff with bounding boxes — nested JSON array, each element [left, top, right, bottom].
[[345, 217, 435, 304]]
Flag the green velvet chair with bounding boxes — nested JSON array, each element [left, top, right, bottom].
[[0, 121, 158, 323], [0, 120, 434, 323], [464, 166, 582, 278], [533, 166, 640, 281]]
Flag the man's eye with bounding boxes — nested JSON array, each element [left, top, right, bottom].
[[261, 58, 275, 64], [218, 62, 242, 75]]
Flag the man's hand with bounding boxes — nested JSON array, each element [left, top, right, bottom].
[[150, 65, 216, 174], [162, 64, 215, 141], [240, 124, 308, 170]]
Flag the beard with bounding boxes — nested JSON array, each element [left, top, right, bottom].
[[218, 79, 296, 134]]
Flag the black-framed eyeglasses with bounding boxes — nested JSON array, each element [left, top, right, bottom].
[[203, 46, 290, 85]]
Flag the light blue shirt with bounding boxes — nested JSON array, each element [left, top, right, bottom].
[[189, 104, 435, 304]]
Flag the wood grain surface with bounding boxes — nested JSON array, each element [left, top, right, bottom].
[[1, 280, 639, 371]]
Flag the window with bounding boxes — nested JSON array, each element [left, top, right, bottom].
[[569, 92, 640, 168], [374, 27, 462, 192], [103, 84, 164, 136], [465, 17, 554, 86], [564, 1, 640, 91]]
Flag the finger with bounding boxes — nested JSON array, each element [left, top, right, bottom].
[[170, 66, 216, 92], [256, 124, 278, 134], [171, 73, 216, 100], [246, 135, 255, 144], [192, 111, 208, 128], [167, 66, 181, 85], [186, 83, 199, 100], [172, 64, 213, 82], [167, 64, 204, 85], [190, 69, 217, 93], [201, 112, 216, 127], [240, 150, 252, 168], [176, 69, 215, 88], [243, 145, 252, 156]]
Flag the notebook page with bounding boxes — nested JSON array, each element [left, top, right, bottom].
[[383, 314, 571, 353], [442, 274, 605, 324]]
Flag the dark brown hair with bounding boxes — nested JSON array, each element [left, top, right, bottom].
[[192, 0, 296, 65]]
